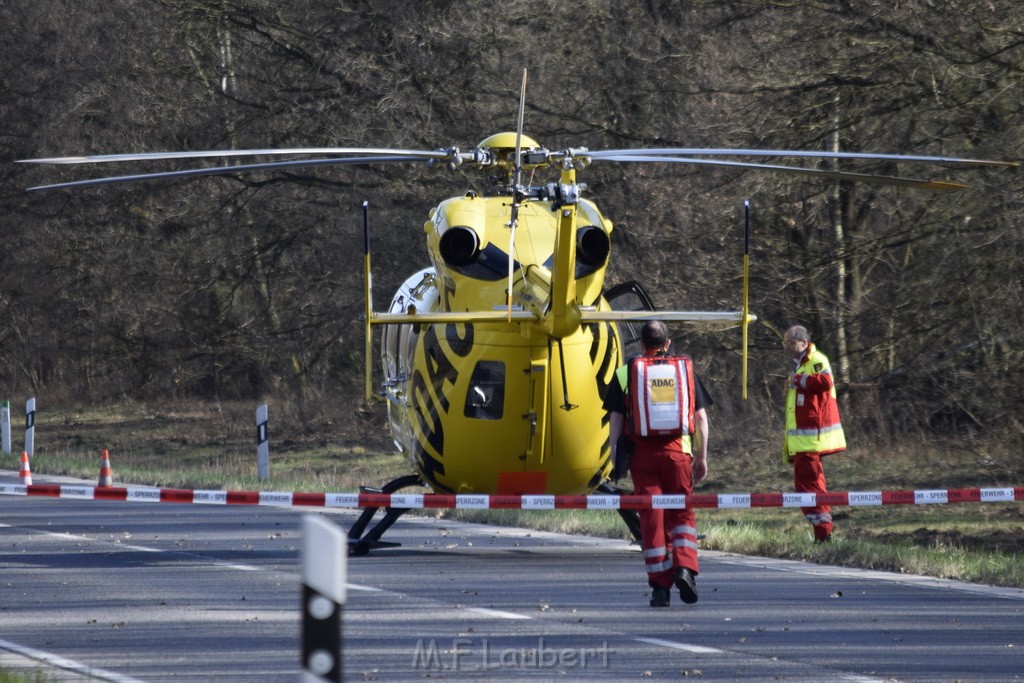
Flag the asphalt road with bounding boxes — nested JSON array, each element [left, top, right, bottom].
[[1, 474, 1023, 682]]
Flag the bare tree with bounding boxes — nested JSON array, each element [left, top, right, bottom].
[[2, 0, 1021, 448]]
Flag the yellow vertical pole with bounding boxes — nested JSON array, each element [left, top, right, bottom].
[[363, 201, 374, 403]]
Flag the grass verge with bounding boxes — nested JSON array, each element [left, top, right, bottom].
[[0, 672, 48, 683]]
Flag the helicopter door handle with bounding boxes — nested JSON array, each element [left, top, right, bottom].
[[522, 411, 538, 436]]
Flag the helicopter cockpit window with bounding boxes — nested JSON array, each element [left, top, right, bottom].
[[464, 360, 505, 420]]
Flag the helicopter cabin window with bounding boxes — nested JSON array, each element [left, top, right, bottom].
[[464, 361, 505, 420]]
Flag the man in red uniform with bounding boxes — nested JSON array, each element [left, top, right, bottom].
[[783, 325, 846, 542], [604, 321, 711, 607]]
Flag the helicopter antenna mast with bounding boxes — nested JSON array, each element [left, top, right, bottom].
[[507, 68, 528, 322], [741, 200, 752, 400]]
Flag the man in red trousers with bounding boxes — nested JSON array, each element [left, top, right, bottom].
[[783, 325, 847, 542], [605, 321, 711, 607]]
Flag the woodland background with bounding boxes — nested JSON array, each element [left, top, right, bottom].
[[1, 0, 1022, 456]]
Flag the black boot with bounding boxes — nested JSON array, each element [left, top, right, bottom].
[[649, 586, 671, 607], [675, 568, 698, 604]]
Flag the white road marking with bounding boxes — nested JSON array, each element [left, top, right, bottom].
[[118, 543, 162, 553], [633, 636, 889, 682], [346, 583, 385, 592], [633, 636, 723, 654], [0, 636, 145, 683], [6, 523, 266, 572], [463, 607, 532, 620]]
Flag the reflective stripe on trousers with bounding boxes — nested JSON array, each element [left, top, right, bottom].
[[644, 546, 674, 574], [631, 444, 700, 588]]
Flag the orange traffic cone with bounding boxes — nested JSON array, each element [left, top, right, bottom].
[[19, 451, 32, 485], [98, 449, 113, 487]]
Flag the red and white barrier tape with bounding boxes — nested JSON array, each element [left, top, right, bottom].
[[1, 483, 1021, 509]]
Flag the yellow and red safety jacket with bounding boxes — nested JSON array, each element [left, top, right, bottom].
[[784, 343, 846, 462]]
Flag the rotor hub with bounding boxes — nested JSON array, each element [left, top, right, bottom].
[[476, 132, 548, 170]]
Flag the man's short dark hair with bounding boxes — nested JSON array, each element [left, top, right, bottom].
[[641, 321, 669, 351]]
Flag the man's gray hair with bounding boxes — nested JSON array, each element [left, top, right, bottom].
[[786, 325, 810, 342]]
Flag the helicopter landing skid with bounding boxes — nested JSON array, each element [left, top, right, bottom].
[[346, 474, 426, 556], [346, 476, 643, 555]]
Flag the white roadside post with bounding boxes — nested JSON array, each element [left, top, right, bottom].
[[1, 400, 10, 456], [301, 514, 346, 682], [256, 404, 269, 482], [24, 397, 36, 458]]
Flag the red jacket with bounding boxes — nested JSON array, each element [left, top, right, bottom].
[[784, 343, 846, 460]]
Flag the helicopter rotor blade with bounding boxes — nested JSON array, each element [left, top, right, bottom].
[[589, 148, 1017, 168], [19, 148, 447, 165], [24, 154, 432, 192], [589, 154, 971, 190], [22, 139, 1015, 194]]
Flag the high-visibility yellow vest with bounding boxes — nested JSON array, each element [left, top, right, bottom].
[[784, 344, 846, 461]]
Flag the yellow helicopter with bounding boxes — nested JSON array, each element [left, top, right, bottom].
[[21, 73, 1014, 555]]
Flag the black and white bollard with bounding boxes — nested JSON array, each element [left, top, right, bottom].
[[1, 400, 10, 456], [24, 397, 35, 458], [301, 514, 346, 682], [256, 404, 269, 482]]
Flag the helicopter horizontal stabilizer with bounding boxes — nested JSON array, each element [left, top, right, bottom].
[[367, 309, 754, 326], [580, 310, 754, 325], [369, 310, 537, 325]]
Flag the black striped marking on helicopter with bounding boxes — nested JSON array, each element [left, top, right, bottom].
[[409, 323, 473, 493]]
